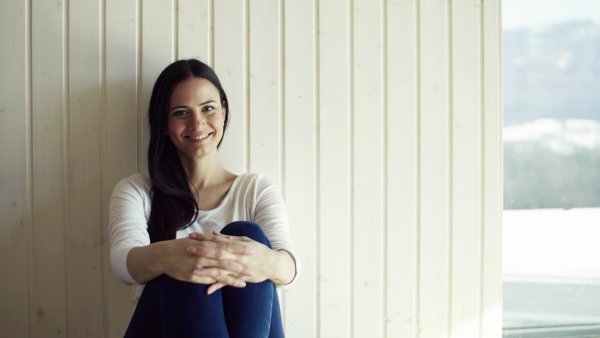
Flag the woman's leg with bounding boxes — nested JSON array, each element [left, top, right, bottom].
[[220, 221, 285, 338], [125, 275, 229, 338], [124, 221, 283, 338]]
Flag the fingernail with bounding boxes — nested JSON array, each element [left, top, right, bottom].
[[193, 269, 203, 275], [239, 281, 246, 287], [188, 247, 197, 253], [247, 269, 254, 276]]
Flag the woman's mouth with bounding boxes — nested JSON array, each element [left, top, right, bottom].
[[186, 132, 212, 142]]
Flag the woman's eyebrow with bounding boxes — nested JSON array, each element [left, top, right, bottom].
[[169, 100, 216, 111]]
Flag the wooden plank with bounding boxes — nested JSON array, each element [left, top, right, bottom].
[[450, 1, 483, 337], [0, 0, 31, 336], [248, 0, 281, 184], [30, 0, 68, 335], [481, 0, 503, 336], [418, 0, 450, 337], [214, 0, 247, 174], [140, 0, 175, 175], [103, 0, 139, 336], [317, 0, 352, 336], [352, 0, 385, 336], [177, 0, 211, 62], [386, 0, 418, 337], [66, 0, 104, 336], [282, 1, 317, 336]]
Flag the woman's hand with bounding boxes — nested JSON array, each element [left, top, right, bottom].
[[126, 237, 256, 289], [187, 232, 296, 294]]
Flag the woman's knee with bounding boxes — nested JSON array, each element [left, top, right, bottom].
[[220, 221, 272, 248]]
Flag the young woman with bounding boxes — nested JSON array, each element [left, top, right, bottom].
[[109, 59, 299, 337]]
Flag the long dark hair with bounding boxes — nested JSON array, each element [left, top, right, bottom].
[[147, 59, 230, 242]]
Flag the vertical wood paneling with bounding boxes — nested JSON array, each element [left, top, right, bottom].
[[1, 2, 504, 337], [248, 1, 281, 184], [214, 0, 247, 173], [481, 0, 503, 336], [103, 0, 139, 336], [283, 1, 317, 336], [30, 0, 67, 335], [317, 0, 352, 336], [352, 0, 385, 336], [0, 0, 30, 336], [140, 0, 175, 174], [418, 0, 450, 337], [450, 1, 483, 337], [66, 0, 104, 336], [178, 0, 211, 62], [386, 0, 418, 337]]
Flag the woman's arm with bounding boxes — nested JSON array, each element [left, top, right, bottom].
[[109, 175, 254, 287], [126, 237, 254, 286]]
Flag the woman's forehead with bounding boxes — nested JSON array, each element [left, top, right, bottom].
[[170, 78, 219, 106]]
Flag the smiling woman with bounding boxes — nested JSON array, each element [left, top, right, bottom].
[[108, 59, 299, 337], [167, 78, 226, 161]]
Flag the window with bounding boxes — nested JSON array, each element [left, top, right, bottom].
[[502, 1, 600, 337]]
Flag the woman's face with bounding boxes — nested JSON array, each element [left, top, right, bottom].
[[167, 77, 226, 161]]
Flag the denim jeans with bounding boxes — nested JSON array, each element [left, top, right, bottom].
[[124, 221, 285, 338]]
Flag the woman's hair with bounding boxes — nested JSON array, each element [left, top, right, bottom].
[[146, 59, 230, 242]]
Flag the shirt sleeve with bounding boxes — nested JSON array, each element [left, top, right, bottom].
[[252, 175, 301, 289], [108, 175, 151, 285]]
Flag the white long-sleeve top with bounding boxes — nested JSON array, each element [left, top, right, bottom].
[[108, 173, 300, 303]]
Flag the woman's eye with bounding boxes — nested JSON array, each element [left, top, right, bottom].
[[172, 110, 188, 117], [203, 106, 215, 114]]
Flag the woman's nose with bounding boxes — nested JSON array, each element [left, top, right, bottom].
[[188, 112, 205, 130]]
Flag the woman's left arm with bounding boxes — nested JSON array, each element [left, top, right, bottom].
[[188, 231, 295, 289]]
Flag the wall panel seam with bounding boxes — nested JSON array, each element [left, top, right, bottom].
[[349, 0, 355, 335], [26, 0, 34, 333], [210, 0, 214, 67], [314, 0, 321, 334], [279, 0, 285, 192], [244, 0, 250, 172], [279, 0, 286, 319], [136, 0, 142, 173], [478, 0, 486, 336], [100, 0, 108, 334], [382, 0, 388, 334], [415, 0, 421, 334], [63, 0, 71, 333], [446, 0, 454, 335], [174, 0, 178, 60]]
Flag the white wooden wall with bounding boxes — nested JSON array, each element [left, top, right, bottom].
[[0, 0, 502, 337]]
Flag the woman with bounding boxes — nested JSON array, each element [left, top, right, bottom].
[[109, 59, 299, 337]]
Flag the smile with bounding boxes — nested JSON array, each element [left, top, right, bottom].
[[186, 132, 212, 142]]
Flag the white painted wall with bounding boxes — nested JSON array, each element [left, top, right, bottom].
[[0, 0, 502, 337]]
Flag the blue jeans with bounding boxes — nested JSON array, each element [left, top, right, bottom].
[[124, 221, 285, 338]]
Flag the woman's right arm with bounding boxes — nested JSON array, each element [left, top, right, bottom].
[[109, 176, 253, 286]]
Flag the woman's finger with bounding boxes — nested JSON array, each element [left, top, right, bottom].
[[212, 230, 234, 240], [193, 268, 247, 290], [207, 282, 228, 295], [187, 241, 255, 257], [189, 254, 254, 276]]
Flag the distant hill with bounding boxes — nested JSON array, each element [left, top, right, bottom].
[[503, 20, 600, 126], [504, 119, 600, 209]]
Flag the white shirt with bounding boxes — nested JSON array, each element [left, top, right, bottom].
[[108, 173, 299, 303]]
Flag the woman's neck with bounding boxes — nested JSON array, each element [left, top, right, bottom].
[[178, 152, 227, 190]]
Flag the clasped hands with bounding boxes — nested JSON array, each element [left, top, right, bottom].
[[171, 231, 273, 295]]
